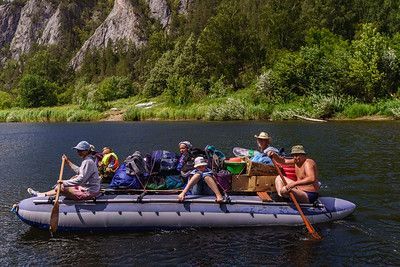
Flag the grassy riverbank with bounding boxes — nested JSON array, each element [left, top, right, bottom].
[[1, 88, 399, 123]]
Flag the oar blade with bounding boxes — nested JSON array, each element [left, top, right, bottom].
[[310, 229, 322, 240], [49, 202, 60, 233]]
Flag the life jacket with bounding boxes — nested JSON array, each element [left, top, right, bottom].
[[101, 152, 119, 171], [280, 163, 297, 181]]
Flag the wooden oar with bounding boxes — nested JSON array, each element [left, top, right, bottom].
[[49, 157, 66, 233], [272, 158, 322, 240]]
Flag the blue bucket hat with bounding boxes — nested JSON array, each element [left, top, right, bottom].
[[72, 141, 91, 151]]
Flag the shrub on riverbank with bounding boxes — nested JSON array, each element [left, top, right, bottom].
[[0, 107, 102, 122]]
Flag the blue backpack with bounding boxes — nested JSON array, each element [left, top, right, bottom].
[[151, 150, 178, 173], [109, 163, 141, 189]]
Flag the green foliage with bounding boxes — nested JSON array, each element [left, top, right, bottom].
[[23, 47, 70, 85], [167, 75, 206, 105], [205, 98, 246, 120], [0, 106, 102, 122], [307, 94, 356, 118], [0, 91, 13, 109], [124, 107, 141, 121], [209, 76, 232, 98], [143, 50, 176, 97], [341, 103, 378, 118], [346, 24, 387, 102], [97, 76, 134, 101], [18, 75, 58, 108], [197, 1, 264, 87]]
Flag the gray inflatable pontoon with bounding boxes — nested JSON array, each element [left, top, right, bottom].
[[14, 194, 356, 232]]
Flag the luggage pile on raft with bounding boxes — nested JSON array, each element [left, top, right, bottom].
[[105, 145, 295, 201]]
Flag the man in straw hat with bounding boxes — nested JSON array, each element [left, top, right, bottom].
[[177, 156, 223, 203], [254, 132, 279, 154], [251, 131, 280, 165], [267, 145, 320, 203]]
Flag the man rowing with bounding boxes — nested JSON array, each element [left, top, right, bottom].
[[268, 145, 320, 203]]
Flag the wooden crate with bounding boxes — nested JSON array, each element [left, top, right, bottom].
[[231, 175, 276, 192], [246, 158, 277, 176]]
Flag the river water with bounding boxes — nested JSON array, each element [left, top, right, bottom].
[[0, 121, 399, 266]]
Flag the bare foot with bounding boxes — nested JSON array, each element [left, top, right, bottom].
[[177, 192, 186, 202]]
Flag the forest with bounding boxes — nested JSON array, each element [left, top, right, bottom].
[[1, 0, 400, 121]]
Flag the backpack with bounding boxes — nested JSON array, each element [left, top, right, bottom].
[[204, 145, 226, 172], [109, 163, 142, 189], [213, 170, 232, 192], [124, 151, 149, 178], [150, 150, 178, 174]]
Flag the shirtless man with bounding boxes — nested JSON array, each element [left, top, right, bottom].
[[267, 145, 320, 203]]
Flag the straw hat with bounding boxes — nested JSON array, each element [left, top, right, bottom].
[[194, 156, 208, 168], [254, 132, 271, 140], [291, 145, 306, 155]]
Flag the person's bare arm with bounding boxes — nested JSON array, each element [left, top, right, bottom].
[[267, 151, 295, 164]]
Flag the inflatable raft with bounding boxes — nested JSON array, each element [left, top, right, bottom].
[[14, 194, 356, 232]]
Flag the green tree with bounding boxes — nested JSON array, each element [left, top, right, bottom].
[[23, 47, 69, 84], [0, 91, 13, 109], [347, 23, 387, 101], [97, 76, 134, 101], [197, 0, 264, 87], [18, 74, 58, 108]]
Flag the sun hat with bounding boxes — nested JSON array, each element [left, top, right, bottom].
[[194, 156, 208, 168], [73, 141, 91, 151], [254, 132, 271, 140], [178, 141, 193, 149], [291, 145, 306, 155]]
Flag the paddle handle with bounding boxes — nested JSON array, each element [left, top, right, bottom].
[[49, 157, 65, 234], [54, 158, 66, 203], [272, 158, 322, 240]]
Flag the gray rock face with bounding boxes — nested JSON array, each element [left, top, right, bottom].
[[178, 0, 194, 15], [70, 0, 146, 70], [10, 0, 56, 60], [39, 4, 63, 46], [147, 0, 170, 28], [0, 3, 22, 50]]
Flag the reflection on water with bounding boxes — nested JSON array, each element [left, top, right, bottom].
[[0, 121, 399, 265]]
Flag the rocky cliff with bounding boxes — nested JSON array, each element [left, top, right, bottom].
[[0, 3, 22, 51], [0, 0, 194, 68], [10, 0, 57, 60], [70, 0, 146, 70]]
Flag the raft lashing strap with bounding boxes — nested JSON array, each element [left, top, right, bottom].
[[31, 197, 326, 209], [10, 204, 19, 213]]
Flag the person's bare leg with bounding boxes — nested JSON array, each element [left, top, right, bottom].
[[42, 189, 57, 196], [178, 174, 201, 201], [204, 176, 223, 202], [275, 176, 294, 197]]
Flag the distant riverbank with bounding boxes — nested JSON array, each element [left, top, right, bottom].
[[0, 94, 398, 123]]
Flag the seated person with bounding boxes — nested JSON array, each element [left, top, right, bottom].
[[99, 147, 119, 183], [252, 131, 279, 165], [177, 157, 223, 203], [268, 145, 320, 204], [176, 141, 193, 174], [27, 141, 101, 201], [176, 141, 206, 178]]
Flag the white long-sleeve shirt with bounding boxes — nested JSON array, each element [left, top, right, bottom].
[[63, 156, 101, 193]]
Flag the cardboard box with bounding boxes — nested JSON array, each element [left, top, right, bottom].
[[246, 158, 277, 176], [231, 175, 276, 192]]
